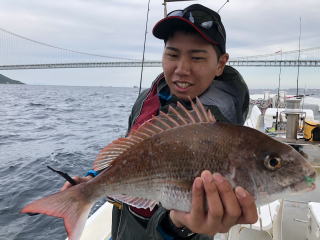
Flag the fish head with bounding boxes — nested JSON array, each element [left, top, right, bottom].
[[234, 132, 317, 205]]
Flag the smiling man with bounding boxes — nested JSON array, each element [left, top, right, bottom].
[[61, 4, 257, 240], [162, 31, 227, 100], [112, 4, 257, 239]]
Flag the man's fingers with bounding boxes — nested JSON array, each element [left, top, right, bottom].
[[190, 177, 206, 222], [169, 210, 188, 228], [201, 171, 223, 227], [235, 186, 258, 224], [213, 173, 241, 231], [169, 178, 204, 229], [60, 176, 80, 191], [171, 173, 258, 236], [60, 182, 72, 191], [60, 175, 93, 191]]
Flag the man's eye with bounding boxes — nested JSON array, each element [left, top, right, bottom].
[[166, 53, 178, 58], [192, 56, 205, 60]]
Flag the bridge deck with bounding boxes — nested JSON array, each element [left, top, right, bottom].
[[1, 60, 319, 70]]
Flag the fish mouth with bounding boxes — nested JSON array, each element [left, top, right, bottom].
[[290, 172, 317, 192]]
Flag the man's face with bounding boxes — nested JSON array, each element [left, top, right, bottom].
[[162, 31, 227, 100]]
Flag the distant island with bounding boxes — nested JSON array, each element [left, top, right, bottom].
[[0, 74, 24, 84]]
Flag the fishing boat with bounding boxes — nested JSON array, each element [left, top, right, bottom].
[[243, 18, 320, 239], [67, 202, 113, 240], [64, 95, 319, 240], [224, 95, 320, 240], [69, 1, 320, 239]]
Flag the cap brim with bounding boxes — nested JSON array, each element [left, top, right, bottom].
[[152, 16, 218, 46]]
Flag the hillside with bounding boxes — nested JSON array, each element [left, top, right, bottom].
[[0, 74, 24, 84]]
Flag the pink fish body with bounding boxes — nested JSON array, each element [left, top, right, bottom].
[[21, 98, 316, 240]]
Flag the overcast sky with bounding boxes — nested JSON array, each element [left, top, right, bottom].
[[0, 0, 319, 89]]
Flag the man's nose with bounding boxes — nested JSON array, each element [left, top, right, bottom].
[[175, 57, 191, 75]]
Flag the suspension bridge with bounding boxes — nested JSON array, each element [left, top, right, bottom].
[[1, 27, 320, 70]]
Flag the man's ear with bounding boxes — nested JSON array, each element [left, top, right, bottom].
[[216, 53, 229, 76]]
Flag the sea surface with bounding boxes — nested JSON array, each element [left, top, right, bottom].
[[0, 85, 139, 240], [0, 85, 319, 240]]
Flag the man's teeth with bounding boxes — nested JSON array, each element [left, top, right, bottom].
[[176, 82, 191, 89]]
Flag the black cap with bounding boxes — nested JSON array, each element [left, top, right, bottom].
[[153, 4, 226, 54]]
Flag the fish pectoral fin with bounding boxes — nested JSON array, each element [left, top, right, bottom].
[[110, 194, 158, 210], [21, 184, 93, 240]]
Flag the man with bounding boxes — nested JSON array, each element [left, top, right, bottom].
[[62, 4, 258, 239]]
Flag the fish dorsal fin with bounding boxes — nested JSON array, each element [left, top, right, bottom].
[[145, 97, 215, 130], [93, 97, 215, 171]]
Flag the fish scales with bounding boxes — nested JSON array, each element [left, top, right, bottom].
[[115, 126, 220, 174], [21, 98, 316, 240], [88, 120, 310, 209]]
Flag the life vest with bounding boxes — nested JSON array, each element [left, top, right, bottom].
[[129, 75, 163, 218], [127, 66, 249, 218]]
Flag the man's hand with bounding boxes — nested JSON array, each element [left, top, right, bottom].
[[60, 175, 93, 191], [170, 170, 258, 235]]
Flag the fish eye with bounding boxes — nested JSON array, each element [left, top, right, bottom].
[[264, 155, 282, 170]]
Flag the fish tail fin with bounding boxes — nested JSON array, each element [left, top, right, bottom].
[[21, 184, 93, 240]]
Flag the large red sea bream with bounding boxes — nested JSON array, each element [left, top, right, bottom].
[[21, 98, 316, 240]]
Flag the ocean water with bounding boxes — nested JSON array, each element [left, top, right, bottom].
[[0, 84, 319, 240], [0, 85, 139, 240]]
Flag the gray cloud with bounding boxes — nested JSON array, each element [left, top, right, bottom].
[[2, 0, 319, 58], [0, 0, 319, 88]]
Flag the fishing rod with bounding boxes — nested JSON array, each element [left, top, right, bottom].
[[275, 50, 283, 131], [138, 0, 151, 95], [296, 17, 302, 97], [218, 0, 230, 13], [27, 166, 77, 216], [47, 166, 77, 186], [139, 0, 196, 95], [163, 0, 196, 16]]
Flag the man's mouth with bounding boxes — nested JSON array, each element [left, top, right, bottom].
[[175, 82, 192, 89]]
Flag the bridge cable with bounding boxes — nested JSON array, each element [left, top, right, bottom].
[[0, 27, 138, 61], [231, 46, 320, 61]]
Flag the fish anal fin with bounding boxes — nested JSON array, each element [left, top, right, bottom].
[[110, 194, 158, 210], [21, 185, 93, 240]]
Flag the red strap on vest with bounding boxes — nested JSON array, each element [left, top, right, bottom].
[[129, 76, 162, 218], [131, 83, 160, 131]]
